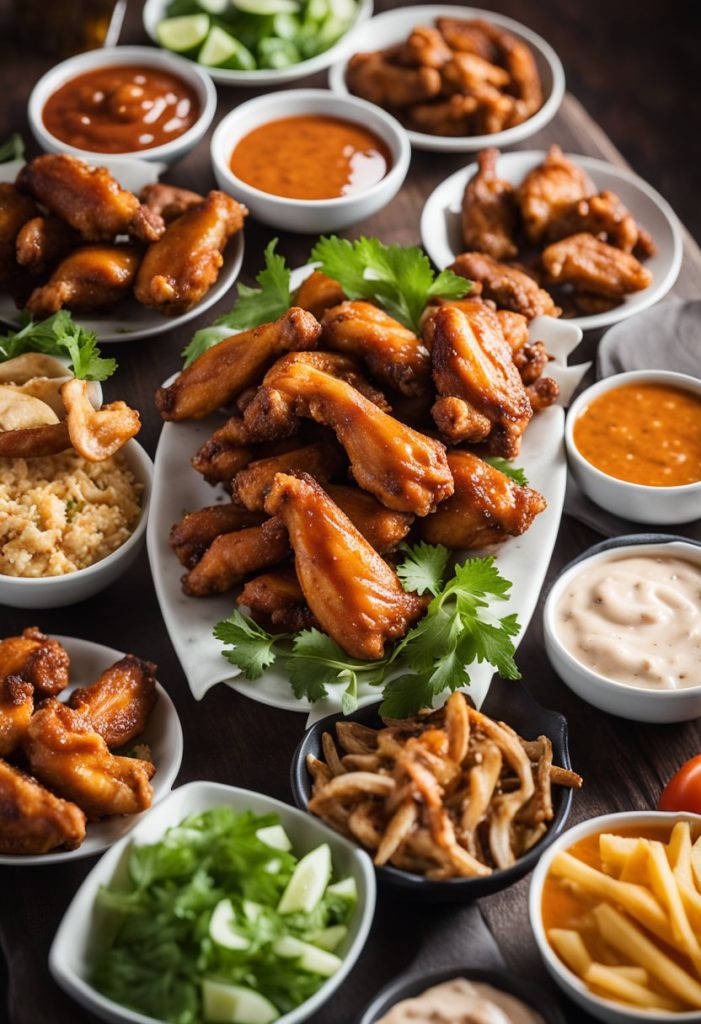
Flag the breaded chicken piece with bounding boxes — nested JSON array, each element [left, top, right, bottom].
[[517, 145, 594, 244], [15, 216, 79, 272], [408, 94, 480, 136], [170, 504, 264, 568], [140, 182, 203, 223], [25, 244, 140, 317], [397, 25, 453, 68], [461, 147, 518, 260], [0, 627, 70, 697], [0, 675, 33, 758], [294, 270, 346, 320], [541, 232, 653, 298], [451, 251, 560, 319], [0, 758, 86, 855], [347, 51, 442, 108], [0, 183, 38, 281], [238, 570, 317, 633], [542, 190, 656, 255], [68, 655, 157, 749], [232, 441, 346, 512], [182, 517, 290, 597]]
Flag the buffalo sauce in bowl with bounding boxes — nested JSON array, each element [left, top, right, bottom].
[[42, 65, 200, 154], [229, 115, 392, 201]]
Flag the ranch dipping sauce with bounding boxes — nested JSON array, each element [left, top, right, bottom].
[[376, 978, 544, 1024], [554, 553, 701, 689]]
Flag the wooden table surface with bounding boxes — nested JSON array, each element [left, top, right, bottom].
[[2, 3, 701, 1023]]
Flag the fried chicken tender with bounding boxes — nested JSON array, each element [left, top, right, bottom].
[[238, 570, 317, 633], [294, 270, 346, 320], [461, 147, 518, 260], [0, 758, 86, 855], [24, 700, 154, 819], [541, 232, 653, 298], [182, 517, 289, 597], [155, 307, 321, 421], [134, 191, 247, 316], [419, 450, 547, 548], [140, 182, 203, 223], [170, 504, 263, 568], [25, 244, 140, 317], [326, 485, 414, 553], [0, 184, 38, 281], [0, 627, 70, 697], [451, 251, 560, 319], [321, 301, 431, 396], [232, 441, 346, 512], [264, 472, 426, 660], [517, 145, 594, 244], [15, 216, 79, 271], [62, 378, 140, 461], [68, 655, 157, 749], [0, 676, 33, 758], [347, 51, 442, 107], [16, 154, 164, 242]]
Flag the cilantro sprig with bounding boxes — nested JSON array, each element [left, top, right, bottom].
[[0, 311, 116, 381], [214, 547, 521, 718], [484, 457, 529, 486], [0, 133, 24, 163]]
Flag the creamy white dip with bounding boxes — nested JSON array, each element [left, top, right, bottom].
[[376, 977, 544, 1024]]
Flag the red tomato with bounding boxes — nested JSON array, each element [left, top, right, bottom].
[[658, 755, 701, 814]]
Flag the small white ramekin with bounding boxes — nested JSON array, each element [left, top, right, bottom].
[[211, 89, 411, 234], [28, 45, 216, 165], [566, 369, 701, 525]]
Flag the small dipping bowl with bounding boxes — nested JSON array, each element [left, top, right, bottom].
[[565, 369, 701, 525], [544, 534, 701, 723], [211, 89, 411, 234]]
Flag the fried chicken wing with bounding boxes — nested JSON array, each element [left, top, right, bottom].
[[451, 251, 560, 319], [192, 418, 258, 483], [155, 307, 321, 422], [140, 182, 203, 223], [0, 184, 38, 280], [62, 378, 141, 461], [68, 655, 157, 749], [516, 145, 594, 244], [16, 154, 164, 242], [419, 450, 546, 548], [24, 700, 154, 819], [0, 627, 70, 697], [15, 216, 79, 272], [494, 309, 551, 385], [541, 232, 653, 297], [238, 570, 317, 633], [0, 676, 33, 758], [408, 95, 479, 136], [540, 190, 643, 252], [0, 758, 86, 855], [294, 270, 346, 320], [347, 51, 442, 108], [0, 420, 70, 459], [264, 473, 426, 659], [170, 503, 263, 568], [134, 191, 247, 316], [398, 25, 453, 68], [461, 147, 518, 260], [232, 440, 346, 512], [326, 485, 414, 553], [182, 517, 289, 597], [482, 21, 542, 118], [25, 244, 140, 317], [436, 18, 497, 60]]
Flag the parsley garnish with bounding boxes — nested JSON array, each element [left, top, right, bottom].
[[0, 311, 116, 381], [484, 457, 529, 486]]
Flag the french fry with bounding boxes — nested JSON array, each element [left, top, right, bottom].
[[599, 833, 638, 876], [691, 838, 701, 893], [585, 963, 682, 1011], [607, 966, 649, 985], [618, 839, 650, 886], [647, 839, 701, 972], [668, 821, 692, 875], [548, 928, 592, 977]]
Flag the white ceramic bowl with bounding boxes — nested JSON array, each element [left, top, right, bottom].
[[211, 88, 410, 234], [143, 0, 374, 87], [530, 810, 701, 1024], [50, 780, 377, 1024], [0, 438, 153, 609], [566, 370, 701, 524], [328, 5, 565, 153], [544, 536, 701, 723], [28, 46, 216, 165]]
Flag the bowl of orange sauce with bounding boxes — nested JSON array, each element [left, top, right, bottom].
[[29, 46, 216, 165], [210, 89, 410, 233], [565, 370, 701, 525]]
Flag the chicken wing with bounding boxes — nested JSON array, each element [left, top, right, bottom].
[[0, 758, 86, 855], [68, 655, 157, 749], [419, 450, 546, 548], [347, 51, 442, 108], [23, 700, 154, 819], [238, 570, 317, 633], [25, 244, 140, 317], [451, 251, 560, 319], [140, 182, 203, 223], [170, 503, 263, 568], [321, 301, 431, 396], [264, 473, 426, 659], [409, 95, 480, 137], [155, 307, 320, 421], [15, 216, 79, 272], [436, 18, 497, 60], [541, 232, 653, 298], [516, 145, 594, 244], [398, 25, 453, 68], [16, 154, 164, 242], [134, 191, 247, 316], [0, 627, 70, 697], [0, 184, 38, 281], [182, 517, 290, 597], [482, 21, 542, 119], [495, 309, 551, 385], [540, 190, 646, 253], [191, 418, 258, 483], [326, 485, 414, 553], [232, 440, 346, 512], [461, 147, 518, 260], [0, 676, 33, 758], [294, 270, 346, 320]]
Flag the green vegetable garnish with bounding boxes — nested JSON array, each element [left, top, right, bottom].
[[0, 133, 24, 163], [215, 547, 521, 717], [484, 457, 529, 486], [0, 311, 116, 381]]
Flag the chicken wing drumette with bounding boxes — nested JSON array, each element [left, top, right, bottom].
[[0, 758, 86, 856], [451, 251, 560, 319], [541, 232, 653, 298], [15, 215, 79, 272], [182, 518, 290, 597], [294, 270, 346, 320], [0, 627, 70, 697], [516, 145, 594, 245], [461, 147, 518, 260], [0, 184, 38, 281], [68, 655, 157, 750], [25, 244, 140, 317]]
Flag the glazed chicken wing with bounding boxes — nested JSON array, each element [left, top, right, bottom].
[[0, 758, 86, 855], [408, 94, 480, 137], [461, 147, 518, 260], [541, 232, 653, 298], [192, 417, 258, 483], [0, 676, 33, 758], [435, 18, 497, 59], [238, 570, 317, 633], [0, 184, 38, 280], [16, 154, 164, 242], [232, 440, 346, 512], [68, 655, 157, 749], [495, 310, 550, 385], [25, 244, 140, 317], [482, 20, 542, 119], [23, 700, 154, 819], [140, 182, 203, 223], [326, 485, 414, 553], [419, 450, 546, 548], [294, 270, 346, 320], [134, 191, 247, 316], [170, 503, 263, 568], [15, 216, 79, 272], [347, 51, 442, 108], [540, 190, 645, 253], [0, 627, 70, 697], [264, 473, 426, 660], [451, 251, 560, 319], [516, 145, 594, 244], [182, 517, 290, 597], [398, 25, 453, 68]]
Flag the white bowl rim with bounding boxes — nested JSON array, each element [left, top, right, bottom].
[[2, 437, 153, 589], [529, 809, 701, 1022], [28, 45, 217, 162], [544, 537, 701, 699], [328, 3, 566, 150], [211, 87, 411, 209], [49, 778, 377, 1024], [566, 369, 701, 496]]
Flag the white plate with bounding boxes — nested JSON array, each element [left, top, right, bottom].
[[328, 5, 565, 153], [0, 157, 245, 343], [148, 266, 588, 721], [0, 635, 183, 866], [143, 0, 374, 87], [420, 151, 683, 331]]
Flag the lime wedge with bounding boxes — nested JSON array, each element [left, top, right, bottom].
[[277, 842, 331, 914], [256, 824, 292, 851], [202, 979, 279, 1024], [326, 876, 357, 901], [310, 924, 347, 951], [156, 14, 210, 53], [209, 898, 250, 950], [233, 0, 299, 14], [199, 26, 256, 69], [273, 935, 342, 976], [199, 0, 228, 12]]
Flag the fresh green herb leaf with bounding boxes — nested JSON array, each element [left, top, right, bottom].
[[180, 323, 233, 369], [396, 540, 450, 596], [214, 610, 285, 679], [0, 133, 24, 163], [484, 456, 529, 486], [0, 311, 116, 381]]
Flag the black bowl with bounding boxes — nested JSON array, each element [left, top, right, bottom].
[[290, 677, 575, 902], [547, 532, 701, 581], [357, 964, 567, 1024]]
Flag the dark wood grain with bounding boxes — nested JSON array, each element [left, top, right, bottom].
[[1, 3, 700, 1023]]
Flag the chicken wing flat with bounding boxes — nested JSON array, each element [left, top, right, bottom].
[[461, 147, 518, 260], [540, 190, 647, 253], [347, 51, 442, 108], [0, 675, 33, 758], [15, 216, 79, 272], [408, 95, 479, 137], [541, 232, 653, 298], [442, 51, 510, 92], [16, 154, 164, 243], [25, 244, 140, 317], [321, 301, 431, 396], [294, 270, 346, 320], [182, 517, 289, 597], [398, 25, 453, 68], [419, 450, 546, 548], [451, 251, 560, 319], [191, 417, 258, 483], [155, 307, 321, 421], [0, 184, 38, 280], [481, 20, 542, 119], [0, 627, 70, 697], [238, 570, 317, 633], [0, 758, 86, 855], [516, 145, 594, 244], [326, 485, 414, 553], [23, 700, 154, 819], [262, 350, 391, 411], [264, 473, 426, 660], [68, 655, 157, 750], [436, 18, 497, 60], [134, 191, 247, 316], [232, 440, 346, 512], [170, 503, 263, 568], [140, 182, 203, 223]]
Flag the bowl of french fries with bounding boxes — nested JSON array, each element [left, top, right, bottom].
[[291, 686, 582, 901], [529, 810, 701, 1022]]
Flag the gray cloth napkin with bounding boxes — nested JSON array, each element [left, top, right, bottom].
[[564, 300, 701, 539]]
